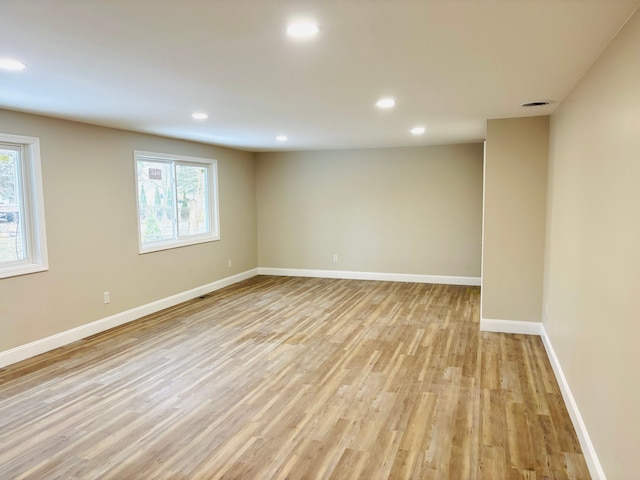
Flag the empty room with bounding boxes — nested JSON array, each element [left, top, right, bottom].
[[1, 1, 638, 479]]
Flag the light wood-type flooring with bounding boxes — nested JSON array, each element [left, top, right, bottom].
[[0, 276, 588, 479]]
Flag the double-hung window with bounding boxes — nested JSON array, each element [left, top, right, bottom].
[[134, 151, 219, 253], [0, 133, 48, 279]]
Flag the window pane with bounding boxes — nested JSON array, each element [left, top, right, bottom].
[[134, 151, 218, 254], [0, 147, 26, 263], [176, 164, 209, 237], [137, 160, 175, 244]]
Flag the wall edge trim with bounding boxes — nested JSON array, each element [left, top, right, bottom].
[[540, 325, 606, 480], [479, 318, 543, 335], [257, 267, 481, 286], [479, 318, 605, 479], [0, 268, 259, 369]]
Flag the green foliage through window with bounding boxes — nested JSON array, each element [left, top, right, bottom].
[[135, 152, 218, 252]]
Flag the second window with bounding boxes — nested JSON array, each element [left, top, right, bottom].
[[135, 151, 219, 253]]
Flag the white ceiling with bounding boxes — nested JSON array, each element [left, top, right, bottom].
[[1, 0, 638, 151]]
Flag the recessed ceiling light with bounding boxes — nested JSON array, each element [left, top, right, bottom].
[[376, 98, 395, 109], [411, 126, 426, 135], [286, 21, 319, 38], [276, 135, 288, 142], [0, 58, 27, 71], [521, 100, 553, 107], [192, 112, 208, 120]]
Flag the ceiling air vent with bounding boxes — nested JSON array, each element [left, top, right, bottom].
[[521, 100, 552, 107]]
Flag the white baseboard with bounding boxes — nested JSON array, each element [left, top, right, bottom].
[[540, 325, 605, 480], [480, 318, 543, 335], [0, 268, 259, 369], [1, 268, 604, 479], [257, 267, 481, 286], [480, 318, 604, 479]]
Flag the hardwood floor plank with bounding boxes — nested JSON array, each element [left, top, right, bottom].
[[0, 276, 589, 479]]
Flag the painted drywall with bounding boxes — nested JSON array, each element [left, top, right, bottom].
[[0, 110, 257, 352], [482, 116, 549, 323], [256, 144, 483, 277], [544, 8, 640, 478]]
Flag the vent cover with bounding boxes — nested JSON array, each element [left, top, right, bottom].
[[521, 100, 552, 107]]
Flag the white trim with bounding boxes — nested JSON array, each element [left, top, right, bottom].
[[541, 325, 606, 480], [139, 233, 220, 254], [0, 268, 259, 369], [480, 318, 605, 479], [479, 318, 543, 335], [480, 140, 486, 319], [134, 150, 216, 165], [0, 267, 604, 479], [258, 267, 480, 286], [0, 133, 48, 279], [133, 150, 220, 254]]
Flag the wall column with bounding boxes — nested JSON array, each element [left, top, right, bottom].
[[481, 116, 549, 330]]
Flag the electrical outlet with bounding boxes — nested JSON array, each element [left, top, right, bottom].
[[332, 254, 338, 263], [103, 291, 110, 304], [227, 259, 232, 268]]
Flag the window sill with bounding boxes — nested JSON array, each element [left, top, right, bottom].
[[138, 235, 220, 254], [0, 263, 48, 279]]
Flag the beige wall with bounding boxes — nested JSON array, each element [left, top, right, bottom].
[[256, 144, 483, 277], [482, 116, 549, 322], [544, 8, 640, 478], [0, 110, 257, 352]]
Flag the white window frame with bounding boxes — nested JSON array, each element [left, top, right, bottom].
[[134, 151, 220, 254], [0, 133, 48, 279]]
